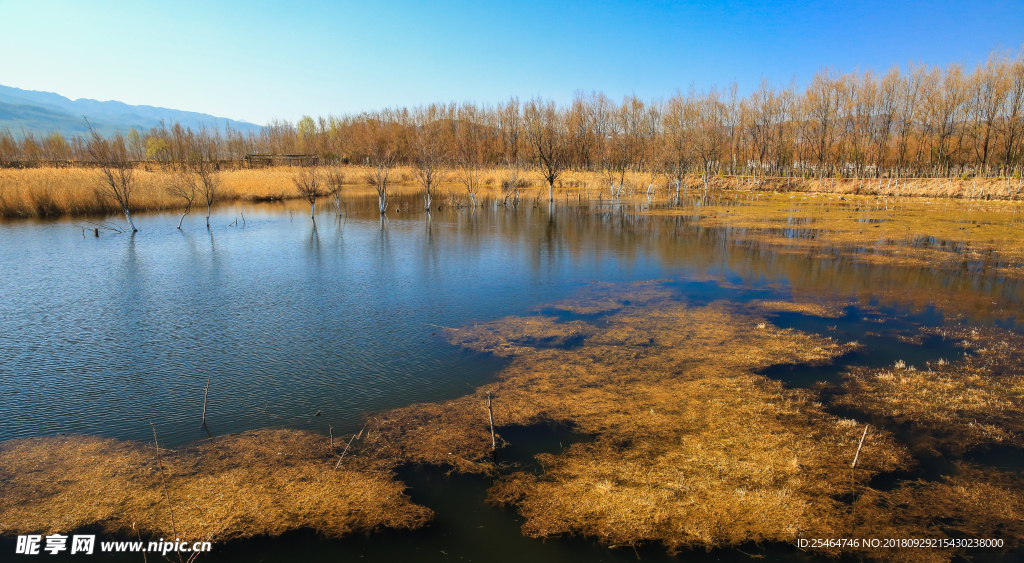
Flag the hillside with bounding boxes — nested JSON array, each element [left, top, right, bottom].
[[0, 84, 262, 137]]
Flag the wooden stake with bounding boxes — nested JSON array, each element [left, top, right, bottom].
[[851, 424, 870, 468], [487, 392, 496, 451], [201, 378, 210, 427]]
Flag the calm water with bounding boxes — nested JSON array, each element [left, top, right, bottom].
[[2, 192, 1022, 561]]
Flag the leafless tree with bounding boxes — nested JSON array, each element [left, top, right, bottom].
[[325, 168, 345, 214], [500, 166, 522, 207], [293, 165, 322, 219], [411, 105, 449, 211], [365, 112, 398, 214], [524, 98, 569, 202], [168, 165, 198, 229], [86, 121, 138, 232]]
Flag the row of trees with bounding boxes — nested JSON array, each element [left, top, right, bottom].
[[4, 49, 1024, 201]]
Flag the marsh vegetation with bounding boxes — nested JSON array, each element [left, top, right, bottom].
[[2, 50, 1024, 563]]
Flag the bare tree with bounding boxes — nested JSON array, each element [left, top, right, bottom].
[[86, 121, 138, 232], [293, 165, 321, 219], [524, 98, 569, 202], [168, 165, 198, 229], [189, 131, 220, 227], [325, 168, 345, 214], [411, 105, 449, 211], [365, 112, 398, 214], [663, 91, 696, 199], [500, 166, 522, 207]]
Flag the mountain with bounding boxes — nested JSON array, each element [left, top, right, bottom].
[[0, 84, 263, 137]]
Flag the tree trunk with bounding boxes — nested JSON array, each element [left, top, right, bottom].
[[124, 209, 138, 233]]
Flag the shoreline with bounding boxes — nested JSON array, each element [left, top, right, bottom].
[[2, 165, 1023, 220]]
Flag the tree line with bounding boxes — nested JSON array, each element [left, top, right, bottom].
[[3, 49, 1023, 195]]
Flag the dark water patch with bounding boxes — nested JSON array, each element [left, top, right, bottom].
[[494, 421, 595, 472], [666, 278, 779, 306], [759, 333, 960, 388], [508, 333, 589, 350], [759, 307, 965, 388], [964, 445, 1024, 474]]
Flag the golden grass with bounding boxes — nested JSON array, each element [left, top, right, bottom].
[[364, 283, 1023, 560], [847, 464, 1024, 563], [647, 192, 1024, 279], [0, 165, 552, 218], [3, 282, 1022, 561], [5, 164, 1021, 220], [753, 299, 848, 318], [836, 326, 1024, 455], [0, 429, 430, 541], [365, 283, 919, 553]]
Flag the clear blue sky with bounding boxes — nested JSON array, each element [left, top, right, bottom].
[[1, 0, 1021, 125]]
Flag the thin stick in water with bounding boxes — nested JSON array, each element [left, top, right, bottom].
[[487, 391, 496, 451], [335, 423, 368, 470], [851, 424, 870, 468], [202, 378, 211, 427]]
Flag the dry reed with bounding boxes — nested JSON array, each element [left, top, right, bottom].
[[0, 429, 430, 541]]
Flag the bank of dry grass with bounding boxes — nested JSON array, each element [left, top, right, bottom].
[[4, 164, 1022, 220], [753, 299, 849, 318], [0, 165, 565, 219], [0, 429, 430, 541]]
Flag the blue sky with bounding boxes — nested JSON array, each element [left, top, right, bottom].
[[1, 0, 1021, 125]]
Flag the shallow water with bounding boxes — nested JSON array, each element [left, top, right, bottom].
[[3, 192, 1023, 561]]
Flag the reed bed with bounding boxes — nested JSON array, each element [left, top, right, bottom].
[[3, 164, 1022, 220]]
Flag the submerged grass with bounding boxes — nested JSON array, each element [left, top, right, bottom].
[[0, 429, 430, 541], [2, 283, 1022, 562], [647, 192, 1024, 279], [835, 326, 1024, 455]]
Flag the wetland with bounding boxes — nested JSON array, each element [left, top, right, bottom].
[[2, 187, 1023, 562]]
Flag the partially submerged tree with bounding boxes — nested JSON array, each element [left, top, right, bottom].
[[524, 98, 569, 202], [293, 165, 321, 219], [191, 131, 220, 227], [325, 168, 345, 214], [411, 105, 449, 211], [365, 113, 398, 214], [86, 121, 138, 232], [500, 166, 522, 207], [168, 165, 198, 229]]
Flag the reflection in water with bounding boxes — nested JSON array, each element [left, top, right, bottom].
[[1, 192, 1021, 445]]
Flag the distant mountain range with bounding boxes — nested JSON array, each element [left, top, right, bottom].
[[0, 84, 263, 137]]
